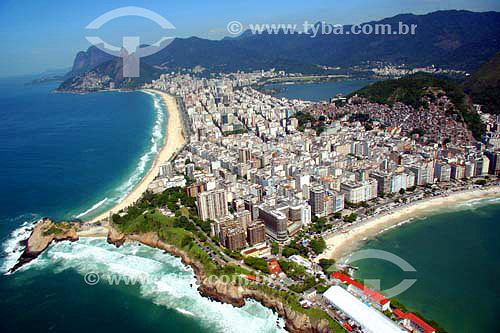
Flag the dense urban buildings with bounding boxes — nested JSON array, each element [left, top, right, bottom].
[[145, 70, 500, 333]]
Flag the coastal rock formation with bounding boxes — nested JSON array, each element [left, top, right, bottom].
[[12, 223, 332, 332], [10, 218, 79, 273], [118, 231, 332, 333], [197, 276, 331, 333], [106, 226, 126, 247]]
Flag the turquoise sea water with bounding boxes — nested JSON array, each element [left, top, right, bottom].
[[0, 78, 165, 226], [266, 79, 378, 101], [352, 198, 500, 333], [0, 77, 285, 333], [2, 78, 499, 333]]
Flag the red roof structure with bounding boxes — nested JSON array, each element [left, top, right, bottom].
[[267, 260, 283, 278], [343, 323, 353, 331], [331, 272, 389, 306], [331, 273, 435, 333], [393, 310, 436, 333], [245, 275, 260, 282]]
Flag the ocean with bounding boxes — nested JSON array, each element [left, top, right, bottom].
[[352, 198, 500, 333], [0, 77, 285, 333], [2, 77, 500, 333], [266, 79, 378, 101], [268, 79, 500, 331]]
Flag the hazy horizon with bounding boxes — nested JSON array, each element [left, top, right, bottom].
[[0, 0, 499, 77]]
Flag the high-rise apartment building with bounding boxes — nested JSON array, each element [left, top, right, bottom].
[[197, 189, 228, 221]]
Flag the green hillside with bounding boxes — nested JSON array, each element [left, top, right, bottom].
[[464, 51, 500, 115], [352, 73, 485, 139]]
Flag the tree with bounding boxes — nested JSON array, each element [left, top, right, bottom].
[[271, 242, 279, 255], [475, 179, 487, 186], [181, 236, 194, 248], [399, 188, 406, 195], [344, 213, 358, 223], [282, 246, 299, 258], [112, 214, 122, 224], [244, 257, 269, 273], [310, 237, 327, 255], [319, 258, 336, 273]]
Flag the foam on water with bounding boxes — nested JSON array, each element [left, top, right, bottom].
[[74, 91, 167, 220], [176, 307, 195, 316], [113, 91, 166, 203], [0, 214, 40, 274], [28, 238, 286, 333], [75, 198, 108, 218], [432, 195, 500, 214]]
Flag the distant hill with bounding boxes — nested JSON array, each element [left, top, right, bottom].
[[57, 58, 162, 91], [60, 10, 500, 83], [229, 10, 500, 71], [64, 45, 116, 80], [464, 51, 500, 114], [351, 73, 486, 139]]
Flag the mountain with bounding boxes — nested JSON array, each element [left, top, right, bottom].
[[60, 10, 500, 91], [228, 10, 500, 71], [64, 45, 116, 79], [351, 73, 486, 140], [464, 51, 500, 114], [57, 58, 162, 91]]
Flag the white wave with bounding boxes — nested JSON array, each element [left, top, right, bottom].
[[111, 92, 167, 204], [29, 238, 285, 333], [1, 215, 40, 274], [176, 307, 195, 316], [377, 218, 414, 235], [75, 198, 108, 218], [441, 196, 500, 212]]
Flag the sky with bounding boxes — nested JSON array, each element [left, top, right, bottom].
[[0, 0, 499, 77]]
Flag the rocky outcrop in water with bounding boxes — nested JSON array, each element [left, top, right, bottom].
[[10, 218, 79, 273], [12, 223, 333, 332], [115, 231, 333, 333], [106, 226, 126, 247]]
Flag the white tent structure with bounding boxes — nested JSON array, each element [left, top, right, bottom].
[[323, 286, 405, 333]]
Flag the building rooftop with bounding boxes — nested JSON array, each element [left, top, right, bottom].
[[323, 286, 405, 333]]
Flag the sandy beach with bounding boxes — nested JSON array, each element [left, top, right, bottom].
[[88, 89, 185, 224], [317, 185, 500, 261]]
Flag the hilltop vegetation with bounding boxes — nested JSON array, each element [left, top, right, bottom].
[[352, 73, 486, 139], [111, 187, 217, 273], [353, 74, 464, 108], [58, 58, 162, 91], [464, 51, 500, 115], [60, 10, 500, 90]]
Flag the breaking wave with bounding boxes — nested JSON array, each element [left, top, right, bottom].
[[74, 198, 108, 218], [0, 214, 41, 274], [72, 91, 167, 220], [26, 238, 286, 333]]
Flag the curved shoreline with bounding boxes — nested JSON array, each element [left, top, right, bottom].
[[89, 89, 185, 223], [317, 185, 500, 261]]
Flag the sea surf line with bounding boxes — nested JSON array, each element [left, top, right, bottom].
[[72, 91, 167, 220]]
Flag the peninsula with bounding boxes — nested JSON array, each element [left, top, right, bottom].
[[11, 67, 500, 333]]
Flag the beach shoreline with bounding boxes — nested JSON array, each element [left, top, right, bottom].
[[88, 89, 185, 224], [317, 185, 500, 262]]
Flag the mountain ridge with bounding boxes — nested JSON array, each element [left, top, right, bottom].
[[464, 51, 500, 115], [59, 10, 500, 90]]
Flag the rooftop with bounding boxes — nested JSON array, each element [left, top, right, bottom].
[[323, 286, 405, 333]]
